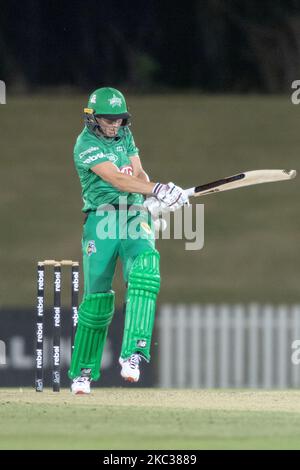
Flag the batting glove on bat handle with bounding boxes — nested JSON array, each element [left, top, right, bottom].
[[184, 187, 195, 198], [153, 182, 190, 208]]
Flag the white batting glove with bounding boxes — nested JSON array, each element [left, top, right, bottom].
[[152, 182, 190, 209], [144, 197, 172, 217], [143, 197, 168, 232], [144, 197, 162, 216]]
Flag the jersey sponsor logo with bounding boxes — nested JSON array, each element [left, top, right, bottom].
[[90, 94, 97, 104], [116, 146, 124, 152], [83, 152, 105, 164], [104, 153, 118, 163], [119, 164, 133, 175], [108, 94, 122, 108], [79, 146, 100, 159]]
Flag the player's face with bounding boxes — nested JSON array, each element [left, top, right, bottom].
[[96, 117, 123, 137]]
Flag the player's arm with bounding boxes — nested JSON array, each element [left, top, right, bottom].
[[92, 161, 154, 194], [130, 155, 150, 182], [91, 161, 189, 209]]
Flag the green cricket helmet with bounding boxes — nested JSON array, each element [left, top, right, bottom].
[[84, 87, 131, 137]]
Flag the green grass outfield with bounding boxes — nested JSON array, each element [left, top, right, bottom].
[[1, 388, 300, 449]]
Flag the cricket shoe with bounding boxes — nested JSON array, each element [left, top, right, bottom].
[[71, 376, 91, 395], [119, 353, 142, 382]]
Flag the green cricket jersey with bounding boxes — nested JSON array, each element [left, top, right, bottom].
[[74, 126, 144, 211]]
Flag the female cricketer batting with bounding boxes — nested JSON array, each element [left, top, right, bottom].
[[68, 87, 189, 394]]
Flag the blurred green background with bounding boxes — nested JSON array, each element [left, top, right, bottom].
[[0, 94, 299, 308]]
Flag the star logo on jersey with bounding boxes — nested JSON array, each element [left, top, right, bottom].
[[86, 240, 96, 256], [108, 94, 122, 108]]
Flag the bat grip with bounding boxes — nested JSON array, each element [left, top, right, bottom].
[[184, 187, 195, 197]]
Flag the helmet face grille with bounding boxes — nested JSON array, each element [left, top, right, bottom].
[[84, 110, 130, 138]]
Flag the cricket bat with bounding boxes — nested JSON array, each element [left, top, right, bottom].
[[184, 169, 296, 198]]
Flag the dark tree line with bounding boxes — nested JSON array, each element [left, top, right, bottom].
[[0, 0, 300, 92]]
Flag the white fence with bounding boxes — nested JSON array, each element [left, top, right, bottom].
[[157, 304, 300, 388]]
